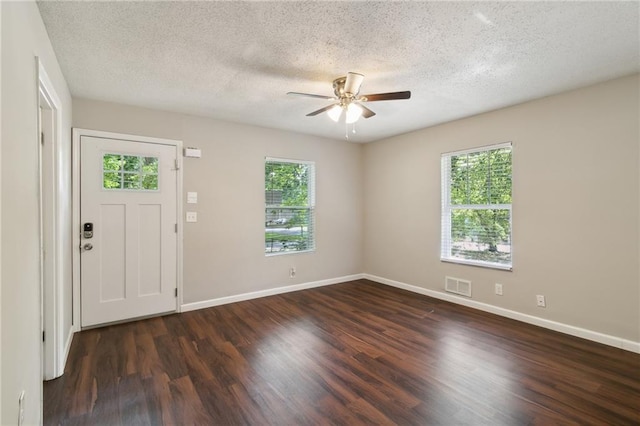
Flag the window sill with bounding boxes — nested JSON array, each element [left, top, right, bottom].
[[441, 257, 512, 271], [266, 249, 315, 257]]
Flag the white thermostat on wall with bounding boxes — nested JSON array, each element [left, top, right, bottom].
[[184, 147, 202, 158]]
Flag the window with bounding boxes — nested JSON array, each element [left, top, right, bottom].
[[103, 153, 158, 190], [265, 158, 315, 255], [441, 143, 512, 270]]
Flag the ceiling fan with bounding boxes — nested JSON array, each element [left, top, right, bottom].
[[287, 72, 411, 124]]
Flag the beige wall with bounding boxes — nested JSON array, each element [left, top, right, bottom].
[[1, 1, 72, 424], [73, 99, 364, 304], [363, 74, 640, 342], [74, 76, 639, 343]]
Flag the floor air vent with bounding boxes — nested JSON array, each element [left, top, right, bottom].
[[445, 276, 472, 297]]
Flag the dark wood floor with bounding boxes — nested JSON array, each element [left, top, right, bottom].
[[45, 279, 640, 425]]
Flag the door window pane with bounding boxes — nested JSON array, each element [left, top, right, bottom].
[[103, 153, 159, 191], [142, 157, 158, 174], [142, 174, 158, 190]]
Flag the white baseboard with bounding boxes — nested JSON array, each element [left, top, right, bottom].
[[61, 325, 74, 373], [364, 274, 640, 354], [181, 274, 365, 312]]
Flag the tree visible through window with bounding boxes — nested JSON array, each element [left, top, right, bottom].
[[265, 158, 315, 254], [103, 154, 158, 190], [441, 143, 512, 269]]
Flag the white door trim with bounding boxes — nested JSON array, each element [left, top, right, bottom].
[[72, 128, 184, 330], [38, 58, 65, 380]]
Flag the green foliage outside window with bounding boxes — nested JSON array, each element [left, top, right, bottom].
[[103, 154, 158, 190], [265, 162, 309, 206], [265, 160, 314, 254], [445, 147, 512, 266]]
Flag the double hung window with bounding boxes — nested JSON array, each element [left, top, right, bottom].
[[441, 143, 512, 269], [265, 158, 315, 255]]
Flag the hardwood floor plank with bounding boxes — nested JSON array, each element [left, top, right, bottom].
[[45, 280, 640, 425], [167, 376, 211, 425], [135, 331, 164, 379], [67, 355, 96, 417], [141, 373, 173, 426], [190, 376, 248, 424], [346, 397, 395, 425], [144, 315, 169, 338], [153, 334, 188, 380], [177, 336, 215, 382], [118, 374, 151, 425]]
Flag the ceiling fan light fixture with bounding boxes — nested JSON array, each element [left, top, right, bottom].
[[346, 103, 363, 124], [288, 72, 410, 124], [327, 104, 343, 122]]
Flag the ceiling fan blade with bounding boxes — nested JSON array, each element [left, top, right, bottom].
[[359, 104, 376, 119], [361, 91, 411, 102], [306, 104, 339, 117], [344, 72, 365, 95], [287, 92, 336, 100]]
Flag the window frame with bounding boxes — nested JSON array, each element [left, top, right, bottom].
[[264, 157, 316, 256], [441, 142, 513, 271], [102, 152, 159, 192]]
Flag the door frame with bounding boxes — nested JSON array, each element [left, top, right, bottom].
[[38, 58, 65, 380], [72, 128, 184, 330]]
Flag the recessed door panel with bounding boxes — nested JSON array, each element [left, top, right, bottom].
[[138, 204, 162, 297], [99, 204, 126, 302]]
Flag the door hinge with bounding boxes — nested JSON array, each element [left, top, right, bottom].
[[42, 331, 45, 342], [174, 159, 180, 170], [40, 132, 45, 145], [175, 223, 178, 233], [175, 288, 178, 297]]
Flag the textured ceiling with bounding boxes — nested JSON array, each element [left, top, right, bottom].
[[37, 1, 639, 143]]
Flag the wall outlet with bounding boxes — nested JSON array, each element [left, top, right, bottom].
[[495, 283, 503, 296], [289, 267, 296, 278], [185, 211, 197, 222], [536, 295, 546, 307], [18, 390, 25, 426]]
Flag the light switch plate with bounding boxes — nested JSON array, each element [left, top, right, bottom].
[[187, 192, 198, 204], [186, 211, 197, 222]]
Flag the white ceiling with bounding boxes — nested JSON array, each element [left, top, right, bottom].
[[37, 1, 639, 143]]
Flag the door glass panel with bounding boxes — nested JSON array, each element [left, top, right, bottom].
[[142, 157, 158, 173], [103, 172, 120, 189], [142, 174, 158, 190], [103, 154, 121, 171], [123, 155, 141, 171], [123, 173, 141, 189], [103, 153, 159, 191]]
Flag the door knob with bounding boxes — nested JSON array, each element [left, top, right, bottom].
[[83, 243, 93, 251]]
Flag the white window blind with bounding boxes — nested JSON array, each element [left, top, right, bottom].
[[265, 158, 315, 255], [441, 143, 512, 270]]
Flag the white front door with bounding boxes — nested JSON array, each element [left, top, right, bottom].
[[80, 135, 178, 327]]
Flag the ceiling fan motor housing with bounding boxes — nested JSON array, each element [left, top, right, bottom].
[[333, 77, 350, 99]]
